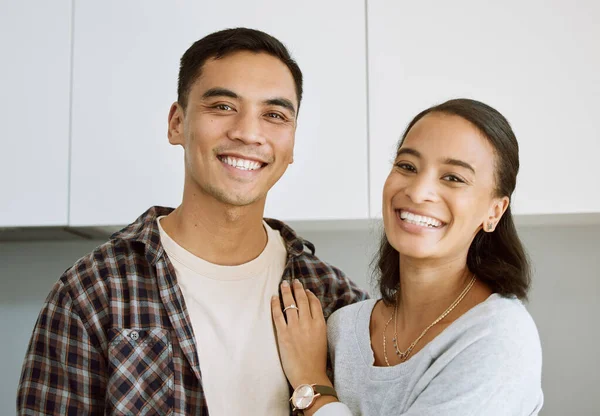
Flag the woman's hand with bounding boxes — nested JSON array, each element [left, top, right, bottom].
[[271, 279, 330, 389]]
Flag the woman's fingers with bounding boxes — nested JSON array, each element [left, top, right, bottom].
[[271, 281, 330, 389], [307, 289, 325, 321], [274, 280, 325, 328], [280, 280, 299, 324], [271, 295, 287, 332], [292, 279, 312, 321]]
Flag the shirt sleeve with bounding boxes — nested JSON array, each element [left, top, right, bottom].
[[399, 331, 544, 416], [313, 401, 354, 416], [17, 281, 106, 415]]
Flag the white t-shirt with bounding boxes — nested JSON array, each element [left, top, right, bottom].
[[158, 217, 290, 416]]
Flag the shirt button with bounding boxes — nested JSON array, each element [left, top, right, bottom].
[[130, 331, 140, 341]]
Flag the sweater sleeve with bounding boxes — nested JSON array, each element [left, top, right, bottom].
[[400, 323, 544, 416], [313, 402, 354, 416]]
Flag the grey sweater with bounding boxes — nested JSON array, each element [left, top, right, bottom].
[[315, 294, 543, 416]]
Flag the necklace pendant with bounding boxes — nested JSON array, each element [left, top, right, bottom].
[[385, 276, 476, 367], [396, 349, 408, 359]]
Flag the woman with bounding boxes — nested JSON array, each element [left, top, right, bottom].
[[272, 99, 543, 415]]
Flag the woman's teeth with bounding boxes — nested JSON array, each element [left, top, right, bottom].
[[400, 210, 442, 228]]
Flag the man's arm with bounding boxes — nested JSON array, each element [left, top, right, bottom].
[[17, 280, 106, 415]]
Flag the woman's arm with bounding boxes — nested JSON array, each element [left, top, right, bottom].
[[271, 279, 352, 415]]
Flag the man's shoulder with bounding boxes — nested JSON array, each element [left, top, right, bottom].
[[265, 218, 370, 316], [264, 217, 312, 257], [56, 207, 170, 299], [264, 217, 349, 276], [54, 236, 141, 299], [297, 254, 368, 319]]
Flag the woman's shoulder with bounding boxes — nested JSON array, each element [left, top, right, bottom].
[[469, 294, 539, 335], [433, 293, 542, 361], [327, 299, 377, 340], [416, 295, 544, 414], [328, 298, 377, 323]]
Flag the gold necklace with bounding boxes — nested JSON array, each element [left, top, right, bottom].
[[382, 275, 476, 366]]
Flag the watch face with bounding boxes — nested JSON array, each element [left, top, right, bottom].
[[292, 384, 315, 409]]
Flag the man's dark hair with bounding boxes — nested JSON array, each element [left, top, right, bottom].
[[177, 27, 303, 111], [375, 98, 531, 304]]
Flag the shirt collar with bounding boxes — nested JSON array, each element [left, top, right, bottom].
[[109, 206, 315, 264]]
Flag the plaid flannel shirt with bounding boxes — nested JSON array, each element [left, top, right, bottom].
[[17, 206, 368, 415]]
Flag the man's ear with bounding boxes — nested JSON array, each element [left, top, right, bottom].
[[484, 196, 510, 232], [168, 102, 185, 146]]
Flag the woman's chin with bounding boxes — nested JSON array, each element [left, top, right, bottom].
[[391, 242, 437, 260]]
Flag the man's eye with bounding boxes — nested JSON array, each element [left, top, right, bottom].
[[215, 104, 233, 111], [266, 112, 284, 120]]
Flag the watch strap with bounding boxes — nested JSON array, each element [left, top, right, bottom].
[[312, 384, 338, 400]]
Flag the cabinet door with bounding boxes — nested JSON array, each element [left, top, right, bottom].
[[69, 1, 368, 226], [0, 1, 72, 226], [368, 0, 600, 217]]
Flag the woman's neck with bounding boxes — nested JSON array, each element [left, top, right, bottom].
[[395, 255, 473, 331]]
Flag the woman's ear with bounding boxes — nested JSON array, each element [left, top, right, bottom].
[[484, 196, 509, 232]]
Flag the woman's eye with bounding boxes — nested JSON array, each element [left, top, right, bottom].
[[395, 163, 416, 172], [443, 174, 465, 183]]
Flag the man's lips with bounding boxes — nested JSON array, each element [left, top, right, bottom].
[[217, 155, 268, 171]]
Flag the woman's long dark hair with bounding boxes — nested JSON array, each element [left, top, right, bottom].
[[375, 98, 531, 304]]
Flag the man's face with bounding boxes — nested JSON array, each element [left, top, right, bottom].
[[168, 51, 298, 207]]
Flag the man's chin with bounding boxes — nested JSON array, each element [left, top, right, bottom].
[[215, 191, 264, 208], [192, 181, 255, 205]]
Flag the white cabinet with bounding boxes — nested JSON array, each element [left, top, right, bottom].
[[367, 0, 600, 217], [69, 1, 368, 226], [0, 1, 72, 227]]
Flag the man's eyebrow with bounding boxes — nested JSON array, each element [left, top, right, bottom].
[[264, 98, 296, 118], [201, 87, 238, 100], [201, 89, 296, 117]]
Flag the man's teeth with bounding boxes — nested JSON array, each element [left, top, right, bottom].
[[400, 211, 442, 228], [221, 156, 262, 171]]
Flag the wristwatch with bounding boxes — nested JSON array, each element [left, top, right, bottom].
[[290, 383, 338, 411]]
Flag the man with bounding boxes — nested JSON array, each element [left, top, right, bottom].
[[17, 28, 367, 415]]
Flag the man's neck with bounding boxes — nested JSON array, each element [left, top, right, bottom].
[[161, 194, 268, 266]]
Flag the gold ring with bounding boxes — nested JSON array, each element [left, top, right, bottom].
[[283, 304, 299, 313]]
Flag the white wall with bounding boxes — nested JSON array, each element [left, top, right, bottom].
[[1, 225, 599, 415]]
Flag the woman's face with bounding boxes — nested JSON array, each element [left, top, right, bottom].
[[382, 112, 508, 262]]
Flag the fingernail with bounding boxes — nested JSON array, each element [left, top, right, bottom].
[[281, 280, 289, 287], [293, 279, 302, 286], [271, 295, 278, 301]]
